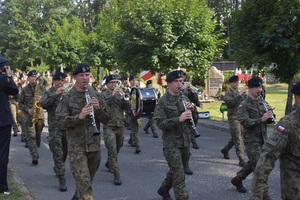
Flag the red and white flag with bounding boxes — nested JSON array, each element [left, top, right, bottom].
[[140, 70, 155, 81]]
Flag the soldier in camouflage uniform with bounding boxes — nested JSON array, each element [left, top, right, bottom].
[[40, 72, 68, 192], [9, 76, 19, 136], [230, 77, 272, 200], [250, 81, 300, 200], [16, 73, 28, 143], [99, 75, 131, 185], [220, 75, 246, 167], [19, 70, 45, 165], [153, 70, 196, 200], [55, 64, 109, 200]]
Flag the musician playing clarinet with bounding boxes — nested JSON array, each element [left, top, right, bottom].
[[153, 70, 197, 200], [55, 64, 109, 200]]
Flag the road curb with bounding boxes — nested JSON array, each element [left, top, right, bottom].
[[198, 121, 230, 133]]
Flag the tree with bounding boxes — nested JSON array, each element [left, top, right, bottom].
[[232, 0, 300, 114], [112, 0, 225, 76]]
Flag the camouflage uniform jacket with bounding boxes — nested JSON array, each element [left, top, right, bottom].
[[19, 84, 46, 119], [39, 86, 63, 130], [224, 88, 245, 120], [55, 85, 109, 152], [251, 107, 300, 200], [99, 89, 131, 128], [153, 91, 195, 149], [238, 96, 268, 144]]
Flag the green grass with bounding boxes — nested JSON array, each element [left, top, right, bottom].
[[200, 83, 288, 122], [1, 169, 27, 200]]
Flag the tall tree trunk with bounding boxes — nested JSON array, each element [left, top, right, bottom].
[[285, 76, 294, 115]]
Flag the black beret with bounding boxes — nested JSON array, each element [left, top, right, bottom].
[[129, 75, 136, 81], [121, 75, 128, 81], [229, 75, 239, 83], [105, 75, 117, 84], [291, 81, 300, 95], [27, 70, 37, 77], [248, 77, 263, 88], [146, 80, 152, 85], [72, 63, 90, 75], [52, 72, 67, 80], [19, 73, 26, 79], [166, 70, 183, 82], [0, 54, 8, 67]]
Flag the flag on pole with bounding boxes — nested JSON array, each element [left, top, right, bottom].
[[244, 70, 249, 86], [237, 68, 243, 82], [140, 70, 155, 81]]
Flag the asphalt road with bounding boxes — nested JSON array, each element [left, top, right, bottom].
[[9, 118, 281, 200]]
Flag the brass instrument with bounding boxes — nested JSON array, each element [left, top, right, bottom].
[[84, 83, 100, 136], [113, 80, 129, 100], [260, 94, 277, 125], [179, 90, 200, 138], [62, 83, 74, 93], [182, 82, 201, 93], [32, 85, 42, 124]]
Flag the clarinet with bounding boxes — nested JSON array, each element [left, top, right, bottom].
[[260, 94, 277, 125], [84, 84, 100, 136], [179, 91, 200, 138]]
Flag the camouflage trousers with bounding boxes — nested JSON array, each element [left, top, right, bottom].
[[17, 113, 27, 142], [129, 115, 139, 145], [103, 126, 124, 174], [143, 117, 157, 135], [48, 128, 68, 177], [223, 119, 244, 159], [236, 142, 269, 197], [69, 150, 100, 200], [10, 103, 18, 133], [161, 147, 190, 200], [24, 118, 44, 156]]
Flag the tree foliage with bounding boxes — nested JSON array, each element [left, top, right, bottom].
[[232, 0, 300, 113]]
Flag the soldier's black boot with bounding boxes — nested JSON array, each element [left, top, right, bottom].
[[113, 173, 122, 185], [238, 158, 246, 167], [192, 141, 199, 149], [157, 187, 173, 200], [13, 129, 17, 137], [58, 176, 67, 192], [143, 128, 149, 134], [221, 148, 230, 159], [184, 165, 193, 175], [32, 154, 39, 165], [135, 144, 141, 154], [153, 132, 158, 138], [231, 177, 247, 193]]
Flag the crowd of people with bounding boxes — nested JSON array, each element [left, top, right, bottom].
[[0, 53, 299, 200]]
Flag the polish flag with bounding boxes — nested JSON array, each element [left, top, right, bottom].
[[237, 68, 243, 82], [156, 72, 164, 86], [244, 70, 249, 86], [140, 70, 155, 81]]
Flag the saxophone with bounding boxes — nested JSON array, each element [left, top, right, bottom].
[[32, 85, 42, 124]]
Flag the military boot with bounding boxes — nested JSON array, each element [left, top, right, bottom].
[[184, 165, 193, 175], [157, 187, 173, 200], [32, 154, 39, 165], [238, 158, 246, 167], [135, 144, 141, 154], [58, 176, 67, 192], [192, 141, 199, 149], [231, 177, 247, 193], [153, 132, 158, 138], [113, 173, 122, 185], [13, 129, 18, 137], [143, 128, 149, 134], [221, 148, 230, 159]]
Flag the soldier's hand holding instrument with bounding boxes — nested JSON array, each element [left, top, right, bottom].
[[179, 90, 200, 138], [260, 94, 277, 125]]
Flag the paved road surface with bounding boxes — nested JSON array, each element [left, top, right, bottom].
[[9, 118, 281, 200]]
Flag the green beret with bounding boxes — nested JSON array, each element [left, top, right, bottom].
[[229, 75, 239, 83], [53, 72, 67, 80], [166, 70, 183, 82], [248, 77, 263, 88], [291, 81, 300, 95], [72, 63, 90, 75]]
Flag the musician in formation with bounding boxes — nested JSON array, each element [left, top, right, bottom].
[[99, 75, 131, 185], [0, 55, 18, 195], [127, 75, 142, 154], [231, 77, 273, 200], [8, 75, 20, 137], [153, 70, 197, 200], [19, 70, 46, 165], [55, 64, 109, 200], [143, 79, 159, 138], [220, 75, 246, 167], [40, 72, 68, 192], [250, 81, 300, 200]]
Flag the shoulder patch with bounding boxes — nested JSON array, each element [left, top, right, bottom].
[[277, 125, 285, 133], [266, 135, 281, 147]]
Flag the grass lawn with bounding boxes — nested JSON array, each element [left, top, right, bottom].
[[199, 83, 289, 122], [1, 169, 26, 200]]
